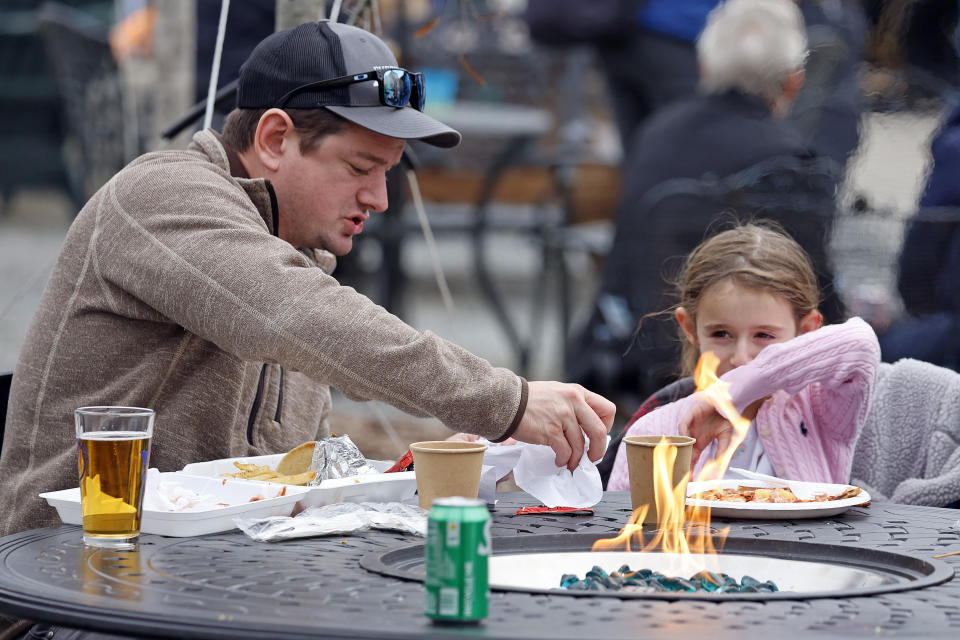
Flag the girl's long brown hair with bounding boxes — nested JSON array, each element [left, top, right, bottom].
[[674, 221, 821, 375]]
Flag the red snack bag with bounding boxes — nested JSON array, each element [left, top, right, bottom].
[[385, 449, 414, 473]]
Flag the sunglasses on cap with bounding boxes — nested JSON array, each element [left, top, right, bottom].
[[275, 67, 425, 111]]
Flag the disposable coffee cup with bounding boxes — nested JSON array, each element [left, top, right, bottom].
[[409, 441, 487, 510], [624, 435, 695, 524]]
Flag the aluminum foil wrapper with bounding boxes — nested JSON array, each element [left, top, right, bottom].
[[308, 435, 379, 484]]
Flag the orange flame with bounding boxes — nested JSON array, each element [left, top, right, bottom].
[[692, 352, 752, 483], [593, 352, 750, 562]]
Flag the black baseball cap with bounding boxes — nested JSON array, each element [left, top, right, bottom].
[[237, 20, 461, 148]]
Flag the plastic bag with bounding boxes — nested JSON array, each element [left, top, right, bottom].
[[234, 502, 427, 542]]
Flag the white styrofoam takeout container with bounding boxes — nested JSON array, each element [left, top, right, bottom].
[[40, 472, 309, 537], [180, 453, 417, 509]]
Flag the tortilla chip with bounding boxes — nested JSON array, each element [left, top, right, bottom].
[[276, 441, 317, 475]]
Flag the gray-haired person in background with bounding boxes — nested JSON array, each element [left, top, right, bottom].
[[0, 21, 614, 536]]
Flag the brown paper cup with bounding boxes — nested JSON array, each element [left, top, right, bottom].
[[409, 441, 488, 509], [624, 435, 695, 524]]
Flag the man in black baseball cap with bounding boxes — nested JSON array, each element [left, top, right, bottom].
[[236, 19, 460, 147], [217, 19, 465, 256], [1, 19, 615, 562]]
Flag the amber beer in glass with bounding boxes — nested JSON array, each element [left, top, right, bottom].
[[75, 407, 154, 549]]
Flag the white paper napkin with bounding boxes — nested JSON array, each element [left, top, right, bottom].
[[478, 440, 603, 508], [478, 465, 500, 505], [142, 468, 218, 512]]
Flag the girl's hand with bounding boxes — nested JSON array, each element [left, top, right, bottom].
[[677, 391, 735, 468]]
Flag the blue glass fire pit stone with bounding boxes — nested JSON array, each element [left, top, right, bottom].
[[560, 574, 579, 588], [558, 567, 779, 596], [646, 579, 666, 592], [691, 570, 724, 591], [660, 577, 698, 592]]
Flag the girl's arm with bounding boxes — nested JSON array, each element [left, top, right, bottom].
[[722, 317, 880, 413], [607, 318, 880, 490], [731, 317, 880, 483]]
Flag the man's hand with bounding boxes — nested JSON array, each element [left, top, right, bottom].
[[677, 391, 734, 467], [511, 382, 615, 471]]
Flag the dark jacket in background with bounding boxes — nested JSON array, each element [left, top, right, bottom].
[[524, 0, 703, 150], [900, 100, 960, 316], [883, 100, 960, 369], [194, 0, 275, 125], [614, 91, 813, 207]]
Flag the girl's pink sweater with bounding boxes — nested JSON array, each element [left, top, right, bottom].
[[608, 317, 881, 491]]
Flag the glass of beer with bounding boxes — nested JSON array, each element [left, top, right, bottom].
[[75, 406, 154, 549]]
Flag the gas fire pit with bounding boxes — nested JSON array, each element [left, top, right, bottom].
[[0, 494, 958, 639], [362, 532, 953, 601]]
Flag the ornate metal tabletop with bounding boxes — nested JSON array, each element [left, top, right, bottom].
[[0, 493, 958, 639]]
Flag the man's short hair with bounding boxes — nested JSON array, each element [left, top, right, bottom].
[[221, 107, 349, 154], [696, 0, 807, 103]]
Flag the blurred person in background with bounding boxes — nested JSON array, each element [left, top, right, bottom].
[[599, 0, 834, 200], [525, 0, 866, 167], [847, 2, 960, 370], [566, 0, 846, 429], [194, 0, 276, 131], [881, 96, 960, 369], [790, 0, 868, 171], [863, 0, 960, 101], [525, 0, 713, 151], [0, 21, 614, 542]]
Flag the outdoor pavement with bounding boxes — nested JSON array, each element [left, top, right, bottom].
[[0, 108, 944, 461], [0, 189, 74, 373]]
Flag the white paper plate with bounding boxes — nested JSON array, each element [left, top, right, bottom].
[[685, 479, 871, 520], [181, 453, 417, 509], [40, 472, 309, 537]]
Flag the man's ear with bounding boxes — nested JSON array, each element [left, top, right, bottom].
[[798, 309, 823, 335], [253, 108, 296, 172], [675, 307, 698, 346]]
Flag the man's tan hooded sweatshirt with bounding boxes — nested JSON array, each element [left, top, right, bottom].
[[0, 130, 524, 535]]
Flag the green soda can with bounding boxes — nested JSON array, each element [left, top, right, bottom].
[[424, 496, 491, 623]]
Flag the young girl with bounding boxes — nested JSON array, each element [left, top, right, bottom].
[[607, 223, 881, 490]]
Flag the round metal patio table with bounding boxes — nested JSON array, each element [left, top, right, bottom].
[[0, 493, 958, 639]]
